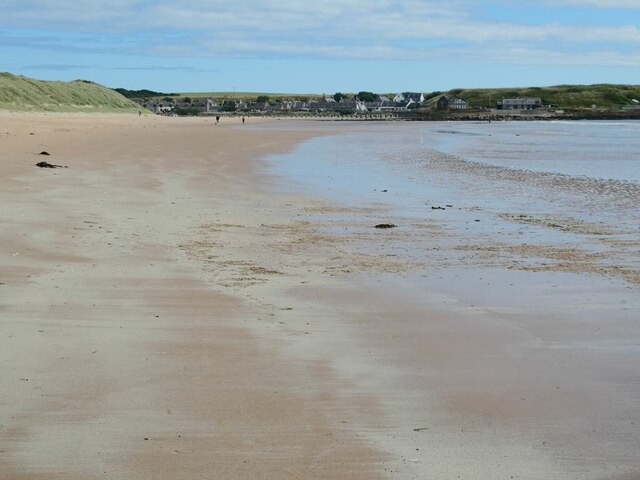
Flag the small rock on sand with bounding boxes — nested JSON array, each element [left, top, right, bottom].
[[36, 161, 67, 168]]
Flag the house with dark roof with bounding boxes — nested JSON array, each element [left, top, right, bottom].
[[206, 99, 221, 112], [369, 100, 417, 112], [497, 98, 542, 110], [142, 99, 176, 113], [436, 95, 468, 110]]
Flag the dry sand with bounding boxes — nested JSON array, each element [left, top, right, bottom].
[[1, 113, 639, 479]]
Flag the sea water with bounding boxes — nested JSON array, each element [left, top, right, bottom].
[[435, 120, 640, 181], [262, 121, 638, 218], [257, 120, 640, 288], [251, 120, 640, 476]]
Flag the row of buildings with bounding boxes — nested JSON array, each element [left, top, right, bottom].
[[140, 92, 429, 115], [137, 92, 545, 115]]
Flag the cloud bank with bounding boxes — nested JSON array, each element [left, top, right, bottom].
[[1, 0, 639, 66]]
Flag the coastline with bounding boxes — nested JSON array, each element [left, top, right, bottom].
[[198, 120, 640, 478], [2, 114, 639, 479], [250, 109, 640, 122], [172, 106, 640, 123]]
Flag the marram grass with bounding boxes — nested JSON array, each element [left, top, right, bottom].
[[0, 73, 142, 113]]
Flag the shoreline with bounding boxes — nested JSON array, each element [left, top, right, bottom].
[[208, 120, 640, 478], [2, 114, 639, 479], [3, 108, 640, 123]]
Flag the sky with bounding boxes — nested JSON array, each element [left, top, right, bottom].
[[0, 0, 639, 93]]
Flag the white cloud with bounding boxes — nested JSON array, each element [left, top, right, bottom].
[[1, 1, 638, 66]]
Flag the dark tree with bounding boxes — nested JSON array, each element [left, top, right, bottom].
[[113, 88, 171, 99], [356, 91, 378, 102], [221, 101, 237, 112]]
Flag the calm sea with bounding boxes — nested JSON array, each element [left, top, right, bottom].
[[265, 120, 638, 212], [256, 120, 640, 475], [261, 120, 640, 286]]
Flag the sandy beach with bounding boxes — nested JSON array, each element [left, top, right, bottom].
[[2, 114, 639, 479]]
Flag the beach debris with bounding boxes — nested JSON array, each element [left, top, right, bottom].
[[381, 189, 388, 192], [431, 206, 446, 210], [36, 161, 67, 168], [375, 223, 397, 229], [38, 151, 50, 155], [413, 427, 429, 432]]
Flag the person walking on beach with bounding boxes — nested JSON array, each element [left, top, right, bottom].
[[215, 115, 220, 125], [242, 116, 245, 124]]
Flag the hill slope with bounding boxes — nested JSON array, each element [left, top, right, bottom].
[[0, 73, 142, 113], [446, 84, 640, 110]]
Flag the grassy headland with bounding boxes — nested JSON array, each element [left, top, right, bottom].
[[0, 73, 142, 113], [441, 84, 640, 110]]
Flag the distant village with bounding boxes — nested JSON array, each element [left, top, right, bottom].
[[133, 91, 553, 117]]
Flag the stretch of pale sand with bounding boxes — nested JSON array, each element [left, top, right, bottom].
[[0, 114, 383, 479], [1, 113, 640, 479]]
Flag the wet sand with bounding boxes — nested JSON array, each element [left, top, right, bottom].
[[1, 114, 639, 479], [0, 114, 383, 479]]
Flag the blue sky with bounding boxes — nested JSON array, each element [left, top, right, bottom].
[[1, 0, 638, 93]]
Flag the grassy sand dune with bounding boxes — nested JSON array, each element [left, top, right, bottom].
[[0, 72, 142, 113], [438, 84, 640, 109]]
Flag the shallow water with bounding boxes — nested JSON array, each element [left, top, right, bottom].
[[253, 120, 640, 477], [262, 120, 640, 207], [260, 120, 640, 287], [436, 120, 640, 181]]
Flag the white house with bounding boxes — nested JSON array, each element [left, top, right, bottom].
[[355, 100, 368, 113], [394, 92, 425, 104]]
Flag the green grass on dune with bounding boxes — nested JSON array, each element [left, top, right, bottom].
[[0, 73, 143, 113], [447, 84, 640, 110]]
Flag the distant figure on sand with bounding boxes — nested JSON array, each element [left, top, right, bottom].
[[138, 111, 141, 117], [215, 115, 220, 125], [242, 116, 245, 124]]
